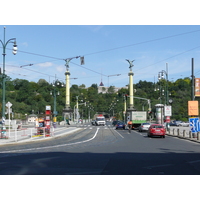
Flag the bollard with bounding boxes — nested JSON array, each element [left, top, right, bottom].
[[183, 130, 186, 138], [197, 132, 200, 141], [193, 132, 197, 138], [189, 131, 192, 138], [177, 129, 180, 136], [173, 128, 175, 135]]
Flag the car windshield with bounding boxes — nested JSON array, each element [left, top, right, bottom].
[[96, 118, 104, 121], [143, 123, 150, 125]]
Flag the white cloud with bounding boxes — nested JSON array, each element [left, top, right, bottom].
[[36, 62, 53, 67]]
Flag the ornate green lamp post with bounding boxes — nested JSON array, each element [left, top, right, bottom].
[[0, 27, 17, 130]]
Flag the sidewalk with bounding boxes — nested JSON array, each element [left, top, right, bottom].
[[0, 126, 82, 146], [167, 126, 200, 144]]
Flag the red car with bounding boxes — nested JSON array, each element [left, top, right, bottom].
[[147, 124, 166, 138]]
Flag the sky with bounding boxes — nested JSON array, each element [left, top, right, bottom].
[[0, 1, 200, 90], [1, 25, 200, 88], [1, 0, 200, 197]]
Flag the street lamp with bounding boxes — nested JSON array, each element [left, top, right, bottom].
[[107, 74, 121, 87], [0, 27, 17, 127], [50, 79, 64, 127], [158, 63, 169, 105]]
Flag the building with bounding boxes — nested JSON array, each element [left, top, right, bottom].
[[97, 80, 128, 94]]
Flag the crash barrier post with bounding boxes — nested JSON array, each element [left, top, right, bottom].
[[183, 130, 186, 138], [192, 132, 197, 138], [197, 132, 200, 141], [177, 129, 180, 136], [189, 131, 192, 138]]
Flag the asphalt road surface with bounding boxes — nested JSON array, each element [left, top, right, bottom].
[[0, 122, 200, 175]]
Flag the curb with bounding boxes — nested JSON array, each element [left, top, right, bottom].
[[166, 132, 200, 144]]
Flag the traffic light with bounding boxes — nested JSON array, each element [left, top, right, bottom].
[[80, 56, 85, 65]]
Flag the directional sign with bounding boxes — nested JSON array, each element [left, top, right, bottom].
[[189, 117, 200, 133]]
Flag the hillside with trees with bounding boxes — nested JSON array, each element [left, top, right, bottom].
[[0, 75, 195, 122]]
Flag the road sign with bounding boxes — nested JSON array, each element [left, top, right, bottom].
[[189, 117, 200, 133], [164, 106, 172, 116], [6, 101, 12, 108]]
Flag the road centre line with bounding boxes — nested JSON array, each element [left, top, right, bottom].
[[0, 128, 100, 154]]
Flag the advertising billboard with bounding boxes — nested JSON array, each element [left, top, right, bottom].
[[188, 101, 199, 116]]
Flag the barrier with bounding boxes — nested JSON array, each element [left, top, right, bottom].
[[8, 128, 36, 142], [197, 132, 200, 141], [189, 131, 192, 138], [177, 129, 180, 137]]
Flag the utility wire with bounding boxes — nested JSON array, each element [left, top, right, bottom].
[[2, 28, 200, 61], [82, 29, 200, 56], [1, 28, 200, 80], [134, 45, 200, 73]]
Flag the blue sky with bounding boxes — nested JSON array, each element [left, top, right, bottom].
[[1, 25, 200, 88], [1, 0, 200, 89]]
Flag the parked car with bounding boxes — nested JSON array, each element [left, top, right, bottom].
[[178, 121, 190, 127], [147, 124, 166, 138], [116, 122, 126, 129], [138, 123, 151, 132]]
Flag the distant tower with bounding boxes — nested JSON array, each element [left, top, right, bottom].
[[99, 79, 104, 86], [98, 76, 105, 93]]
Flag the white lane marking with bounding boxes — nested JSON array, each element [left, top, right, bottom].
[[113, 130, 124, 138], [0, 128, 100, 154]]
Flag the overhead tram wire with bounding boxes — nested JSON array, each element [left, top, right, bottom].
[[2, 28, 200, 61], [82, 29, 200, 57], [1, 28, 200, 79], [134, 45, 200, 73]]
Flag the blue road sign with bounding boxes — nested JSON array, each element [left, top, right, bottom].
[[189, 117, 200, 133]]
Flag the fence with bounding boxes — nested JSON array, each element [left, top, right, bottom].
[[5, 127, 54, 142]]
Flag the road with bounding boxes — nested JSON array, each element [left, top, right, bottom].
[[0, 122, 200, 175]]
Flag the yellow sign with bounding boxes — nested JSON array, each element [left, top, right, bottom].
[[188, 101, 199, 116], [53, 117, 57, 122]]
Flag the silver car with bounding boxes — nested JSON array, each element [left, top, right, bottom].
[[138, 123, 151, 132]]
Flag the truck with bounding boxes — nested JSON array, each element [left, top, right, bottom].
[[95, 114, 106, 126], [130, 111, 147, 129]]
